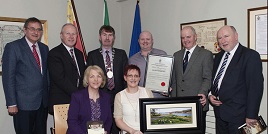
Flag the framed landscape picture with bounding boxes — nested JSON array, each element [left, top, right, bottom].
[[140, 96, 203, 134]]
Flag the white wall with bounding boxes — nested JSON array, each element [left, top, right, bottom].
[[0, 0, 267, 134]]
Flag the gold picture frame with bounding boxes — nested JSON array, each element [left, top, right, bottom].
[[247, 6, 267, 62], [0, 16, 48, 74], [180, 18, 227, 54]]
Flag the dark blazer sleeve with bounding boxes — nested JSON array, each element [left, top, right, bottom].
[[100, 90, 112, 133], [67, 90, 86, 134]]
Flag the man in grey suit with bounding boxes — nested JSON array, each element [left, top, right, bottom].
[[2, 17, 49, 134], [171, 26, 213, 134]]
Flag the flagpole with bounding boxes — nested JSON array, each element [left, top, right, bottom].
[[70, 0, 87, 59]]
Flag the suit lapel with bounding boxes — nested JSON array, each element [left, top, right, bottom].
[[184, 46, 200, 75], [59, 44, 77, 67]]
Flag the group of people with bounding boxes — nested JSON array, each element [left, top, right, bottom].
[[2, 17, 263, 134]]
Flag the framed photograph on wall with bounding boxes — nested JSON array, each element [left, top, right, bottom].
[[0, 17, 48, 74], [180, 18, 227, 54], [140, 96, 203, 134], [248, 6, 267, 62]]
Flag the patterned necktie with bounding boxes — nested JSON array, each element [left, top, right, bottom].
[[32, 44, 41, 70], [105, 50, 115, 90], [183, 51, 190, 73], [70, 49, 80, 87], [213, 52, 230, 96]]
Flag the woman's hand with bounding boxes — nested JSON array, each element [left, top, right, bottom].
[[130, 129, 143, 134]]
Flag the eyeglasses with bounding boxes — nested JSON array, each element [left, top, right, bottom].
[[26, 27, 43, 32], [127, 75, 139, 78]]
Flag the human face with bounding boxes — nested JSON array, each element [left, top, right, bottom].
[[124, 69, 140, 88], [181, 27, 197, 50], [138, 31, 153, 52], [88, 69, 103, 90], [23, 22, 43, 44], [60, 25, 77, 48], [217, 26, 238, 52], [99, 30, 115, 49]]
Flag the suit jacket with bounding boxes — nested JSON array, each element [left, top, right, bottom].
[[2, 37, 49, 110], [87, 48, 128, 103], [48, 43, 86, 113], [210, 44, 263, 123], [171, 46, 213, 111], [67, 88, 112, 134]]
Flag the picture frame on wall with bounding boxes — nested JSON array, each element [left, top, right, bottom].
[[139, 96, 203, 134], [0, 17, 48, 74], [180, 18, 227, 54], [247, 6, 267, 62]]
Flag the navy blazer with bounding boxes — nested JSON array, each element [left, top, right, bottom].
[[67, 88, 112, 134], [210, 44, 263, 123], [2, 37, 49, 110]]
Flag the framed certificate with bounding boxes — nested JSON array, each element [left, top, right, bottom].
[[144, 54, 173, 93]]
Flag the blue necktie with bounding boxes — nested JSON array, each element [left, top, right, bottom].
[[213, 52, 230, 96], [183, 51, 190, 73]]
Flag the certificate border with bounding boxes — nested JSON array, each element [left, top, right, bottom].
[[180, 18, 227, 54], [144, 54, 174, 93], [139, 96, 203, 134], [0, 16, 48, 75], [247, 6, 267, 62]]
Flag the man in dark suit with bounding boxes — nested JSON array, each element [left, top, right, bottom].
[[87, 25, 128, 134], [209, 25, 263, 134], [48, 23, 86, 114], [171, 26, 213, 133], [2, 17, 49, 134]]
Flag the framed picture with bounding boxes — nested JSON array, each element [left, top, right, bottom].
[[140, 96, 203, 134], [247, 6, 267, 62], [180, 18, 227, 54], [144, 54, 174, 93], [0, 16, 48, 74]]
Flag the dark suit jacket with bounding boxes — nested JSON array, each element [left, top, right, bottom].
[[2, 37, 49, 110], [48, 43, 86, 113], [87, 48, 128, 103], [210, 44, 263, 123], [171, 46, 213, 111], [67, 88, 112, 134]]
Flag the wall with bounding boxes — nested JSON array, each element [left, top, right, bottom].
[[119, 0, 267, 134], [0, 0, 267, 133]]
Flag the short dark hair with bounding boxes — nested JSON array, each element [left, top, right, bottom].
[[99, 25, 115, 36], [124, 64, 141, 76], [24, 17, 42, 30]]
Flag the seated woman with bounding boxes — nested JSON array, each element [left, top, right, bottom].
[[114, 64, 154, 134], [67, 65, 112, 134]]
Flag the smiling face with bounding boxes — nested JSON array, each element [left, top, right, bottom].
[[217, 26, 238, 52], [23, 22, 43, 44], [139, 31, 153, 52], [181, 26, 197, 50], [124, 69, 140, 88], [87, 69, 103, 90], [60, 24, 78, 48]]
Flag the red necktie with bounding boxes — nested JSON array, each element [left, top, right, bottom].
[[32, 44, 41, 70], [105, 50, 115, 90]]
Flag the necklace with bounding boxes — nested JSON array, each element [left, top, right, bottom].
[[124, 89, 140, 122]]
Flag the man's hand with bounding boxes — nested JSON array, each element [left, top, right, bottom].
[[246, 118, 257, 128], [198, 94, 206, 106], [8, 106, 18, 116], [208, 95, 222, 106]]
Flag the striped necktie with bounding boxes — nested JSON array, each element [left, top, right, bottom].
[[213, 52, 230, 96]]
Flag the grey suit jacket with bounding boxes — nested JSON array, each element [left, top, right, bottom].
[[2, 37, 49, 110], [171, 46, 213, 111]]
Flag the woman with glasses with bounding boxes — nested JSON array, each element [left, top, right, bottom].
[[114, 64, 153, 134]]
